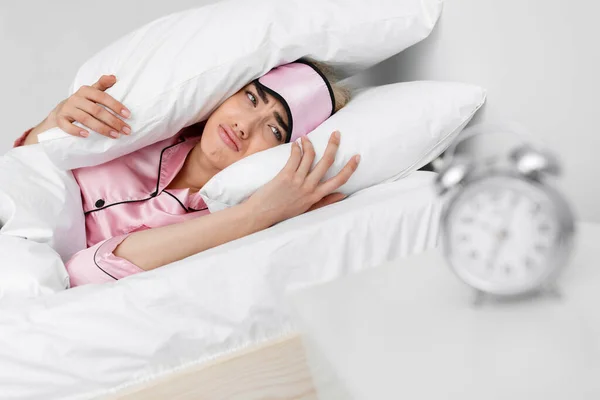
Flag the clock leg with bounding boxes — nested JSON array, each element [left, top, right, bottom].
[[471, 290, 486, 307], [543, 283, 563, 300]]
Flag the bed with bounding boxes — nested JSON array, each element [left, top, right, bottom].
[[0, 170, 441, 400]]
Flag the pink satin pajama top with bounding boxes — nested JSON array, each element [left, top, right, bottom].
[[14, 127, 211, 287]]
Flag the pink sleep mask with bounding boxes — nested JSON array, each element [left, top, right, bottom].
[[256, 60, 335, 143]]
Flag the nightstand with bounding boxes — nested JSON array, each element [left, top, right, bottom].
[[289, 221, 600, 400]]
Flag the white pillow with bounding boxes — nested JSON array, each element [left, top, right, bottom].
[[199, 81, 487, 212], [0, 235, 70, 303], [37, 0, 444, 170], [0, 145, 86, 262]]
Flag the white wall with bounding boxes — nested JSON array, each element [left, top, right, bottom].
[[352, 0, 600, 222], [2, 0, 598, 221], [0, 0, 217, 151]]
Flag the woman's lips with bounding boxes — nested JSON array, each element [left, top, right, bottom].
[[218, 125, 239, 151]]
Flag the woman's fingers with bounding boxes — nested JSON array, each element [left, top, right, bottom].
[[282, 140, 303, 174], [57, 116, 89, 138], [47, 75, 132, 139], [61, 75, 132, 139], [298, 130, 359, 208], [306, 192, 347, 212], [315, 154, 361, 199], [78, 84, 131, 119], [91, 74, 116, 91], [295, 136, 315, 178], [68, 108, 121, 139], [73, 96, 131, 136], [305, 131, 340, 188]]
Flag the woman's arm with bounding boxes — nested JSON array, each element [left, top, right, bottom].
[[114, 132, 360, 272], [113, 202, 277, 271], [21, 117, 56, 146], [17, 75, 132, 147]]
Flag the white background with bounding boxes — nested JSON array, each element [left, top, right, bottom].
[[1, 0, 598, 221]]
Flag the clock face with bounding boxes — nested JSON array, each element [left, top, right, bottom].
[[444, 175, 564, 296]]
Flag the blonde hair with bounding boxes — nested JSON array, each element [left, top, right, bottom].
[[302, 58, 352, 113]]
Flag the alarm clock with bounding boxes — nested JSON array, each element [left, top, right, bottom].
[[434, 123, 576, 298]]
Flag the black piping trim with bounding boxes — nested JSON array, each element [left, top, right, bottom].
[[164, 190, 209, 213], [85, 197, 151, 216], [163, 190, 190, 213], [93, 244, 118, 280], [188, 205, 209, 212], [295, 58, 336, 117], [84, 136, 187, 216], [254, 79, 294, 144]]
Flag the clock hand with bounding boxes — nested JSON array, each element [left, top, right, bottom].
[[487, 191, 519, 271], [487, 233, 504, 272], [491, 192, 522, 271], [502, 193, 522, 245]]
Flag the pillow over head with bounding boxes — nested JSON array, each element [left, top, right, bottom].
[[37, 0, 444, 170], [199, 81, 487, 212]]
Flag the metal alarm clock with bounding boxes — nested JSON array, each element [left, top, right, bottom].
[[434, 123, 576, 299]]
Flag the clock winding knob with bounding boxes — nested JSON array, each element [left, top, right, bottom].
[[510, 145, 561, 179]]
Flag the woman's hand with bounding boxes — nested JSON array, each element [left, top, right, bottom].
[[48, 74, 132, 139], [245, 131, 360, 225]]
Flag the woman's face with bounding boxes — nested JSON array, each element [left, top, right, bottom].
[[198, 82, 291, 171]]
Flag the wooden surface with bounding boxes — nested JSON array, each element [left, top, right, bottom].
[[104, 334, 317, 400]]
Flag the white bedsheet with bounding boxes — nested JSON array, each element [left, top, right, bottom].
[[0, 171, 442, 400]]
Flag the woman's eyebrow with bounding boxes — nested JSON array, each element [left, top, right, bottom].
[[252, 82, 290, 140], [274, 112, 290, 139], [252, 82, 269, 104]]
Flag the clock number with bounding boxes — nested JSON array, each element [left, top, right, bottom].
[[525, 257, 535, 270], [461, 216, 475, 224], [538, 222, 551, 233]]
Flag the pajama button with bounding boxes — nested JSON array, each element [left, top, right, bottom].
[[95, 199, 105, 208]]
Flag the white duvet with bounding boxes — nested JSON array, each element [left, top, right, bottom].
[[0, 171, 441, 400], [0, 146, 86, 300]]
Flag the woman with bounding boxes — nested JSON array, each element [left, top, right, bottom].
[[15, 59, 360, 287]]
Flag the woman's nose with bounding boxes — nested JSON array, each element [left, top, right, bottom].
[[234, 123, 248, 139]]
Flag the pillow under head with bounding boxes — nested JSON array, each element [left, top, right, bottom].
[[199, 81, 487, 212]]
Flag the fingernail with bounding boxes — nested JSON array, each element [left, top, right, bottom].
[[356, 155, 361, 163], [122, 126, 131, 135], [80, 131, 89, 138], [334, 131, 340, 139], [121, 109, 131, 118], [110, 131, 119, 138]]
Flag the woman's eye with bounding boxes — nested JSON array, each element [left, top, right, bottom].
[[270, 126, 283, 142], [246, 91, 257, 106]]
